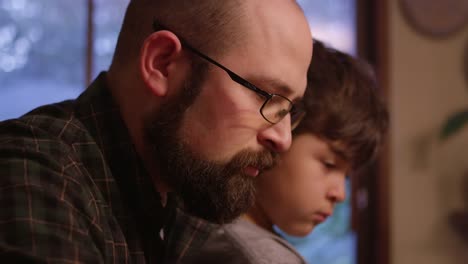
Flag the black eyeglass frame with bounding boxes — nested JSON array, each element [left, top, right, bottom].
[[152, 21, 305, 129]]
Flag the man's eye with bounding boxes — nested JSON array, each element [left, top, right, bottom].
[[255, 93, 266, 102], [276, 108, 289, 118]]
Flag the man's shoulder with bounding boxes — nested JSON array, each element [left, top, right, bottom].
[[0, 99, 118, 263], [0, 98, 102, 186], [0, 99, 97, 155]]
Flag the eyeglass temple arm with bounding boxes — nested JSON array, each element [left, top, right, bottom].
[[182, 42, 271, 99], [152, 20, 271, 99]]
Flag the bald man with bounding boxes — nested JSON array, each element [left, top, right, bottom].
[[0, 0, 313, 263]]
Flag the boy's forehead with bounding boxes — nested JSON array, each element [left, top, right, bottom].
[[328, 140, 353, 168], [316, 137, 349, 162]]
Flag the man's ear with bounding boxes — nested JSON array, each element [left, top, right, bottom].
[[140, 30, 183, 97]]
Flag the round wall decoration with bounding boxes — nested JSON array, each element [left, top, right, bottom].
[[463, 39, 468, 89], [464, 39, 468, 88], [400, 0, 468, 38]]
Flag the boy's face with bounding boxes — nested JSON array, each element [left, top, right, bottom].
[[255, 133, 349, 236]]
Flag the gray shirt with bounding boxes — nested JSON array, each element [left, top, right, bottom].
[[183, 218, 307, 264]]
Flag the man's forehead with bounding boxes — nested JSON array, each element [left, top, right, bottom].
[[237, 1, 311, 99]]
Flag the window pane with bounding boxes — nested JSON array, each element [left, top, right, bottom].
[[284, 1, 357, 264], [299, 0, 357, 54], [92, 0, 128, 79], [0, 0, 86, 121]]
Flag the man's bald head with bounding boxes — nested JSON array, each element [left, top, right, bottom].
[[111, 0, 248, 67]]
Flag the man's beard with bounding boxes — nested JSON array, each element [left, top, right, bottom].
[[144, 65, 275, 224]]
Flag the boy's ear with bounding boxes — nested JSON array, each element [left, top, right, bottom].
[[139, 30, 183, 97]]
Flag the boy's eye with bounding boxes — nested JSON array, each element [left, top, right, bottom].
[[322, 161, 336, 169]]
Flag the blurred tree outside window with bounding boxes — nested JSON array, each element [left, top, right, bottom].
[[0, 0, 86, 120], [0, 0, 128, 121], [92, 0, 127, 80]]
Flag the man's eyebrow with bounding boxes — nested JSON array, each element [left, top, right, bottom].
[[248, 76, 296, 98]]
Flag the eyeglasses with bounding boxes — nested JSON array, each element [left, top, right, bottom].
[[152, 21, 305, 130]]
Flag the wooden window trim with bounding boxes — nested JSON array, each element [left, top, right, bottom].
[[356, 0, 390, 264], [85, 0, 95, 86]]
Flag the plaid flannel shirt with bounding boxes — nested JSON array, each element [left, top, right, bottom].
[[0, 73, 216, 263]]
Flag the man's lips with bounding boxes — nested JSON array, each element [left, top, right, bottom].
[[243, 166, 260, 177]]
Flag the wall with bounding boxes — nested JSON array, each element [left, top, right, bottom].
[[389, 1, 468, 264]]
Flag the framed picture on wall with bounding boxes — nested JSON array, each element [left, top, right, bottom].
[[400, 0, 468, 38]]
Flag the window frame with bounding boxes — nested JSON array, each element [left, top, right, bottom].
[[83, 1, 391, 263], [355, 0, 390, 264]]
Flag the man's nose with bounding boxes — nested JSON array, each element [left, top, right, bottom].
[[257, 116, 292, 153]]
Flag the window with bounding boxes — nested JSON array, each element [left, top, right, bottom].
[[0, 0, 86, 120], [0, 2, 361, 264], [299, 0, 357, 54], [92, 0, 127, 79], [0, 0, 128, 121]]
